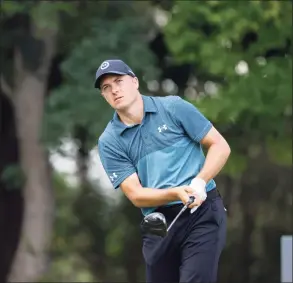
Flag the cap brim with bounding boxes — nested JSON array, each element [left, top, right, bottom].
[[94, 71, 129, 89]]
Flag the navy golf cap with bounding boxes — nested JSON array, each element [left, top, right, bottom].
[[94, 59, 136, 89]]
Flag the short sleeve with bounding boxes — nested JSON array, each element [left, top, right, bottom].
[[170, 96, 212, 142], [98, 139, 136, 189]]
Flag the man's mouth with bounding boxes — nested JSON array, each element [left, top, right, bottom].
[[114, 97, 123, 102]]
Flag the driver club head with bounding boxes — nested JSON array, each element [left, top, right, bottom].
[[141, 196, 195, 238], [141, 212, 167, 237]]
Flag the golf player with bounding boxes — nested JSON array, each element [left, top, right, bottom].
[[95, 59, 231, 283]]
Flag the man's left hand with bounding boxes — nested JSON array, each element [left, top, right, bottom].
[[189, 177, 207, 213]]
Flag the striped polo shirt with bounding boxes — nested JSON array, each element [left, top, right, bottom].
[[98, 95, 216, 215]]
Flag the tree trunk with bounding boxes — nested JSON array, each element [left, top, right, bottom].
[[0, 93, 23, 283], [5, 16, 58, 282]]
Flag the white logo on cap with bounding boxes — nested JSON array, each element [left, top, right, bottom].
[[100, 61, 109, 70]]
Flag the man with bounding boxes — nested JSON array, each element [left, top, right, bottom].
[[95, 59, 231, 283]]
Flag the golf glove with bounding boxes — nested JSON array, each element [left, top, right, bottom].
[[189, 177, 207, 214]]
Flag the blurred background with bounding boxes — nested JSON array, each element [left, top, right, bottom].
[[0, 1, 292, 282]]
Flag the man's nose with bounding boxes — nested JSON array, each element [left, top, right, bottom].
[[112, 84, 119, 94]]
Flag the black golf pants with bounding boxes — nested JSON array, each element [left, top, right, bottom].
[[140, 189, 227, 283]]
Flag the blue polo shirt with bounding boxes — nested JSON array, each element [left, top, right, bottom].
[[98, 95, 216, 215]]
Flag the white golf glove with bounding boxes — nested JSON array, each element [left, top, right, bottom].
[[189, 177, 207, 214]]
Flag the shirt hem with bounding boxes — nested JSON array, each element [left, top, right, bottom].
[[193, 122, 212, 142], [113, 169, 136, 189]]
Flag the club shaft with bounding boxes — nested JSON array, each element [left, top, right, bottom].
[[166, 196, 195, 232], [166, 205, 188, 232]]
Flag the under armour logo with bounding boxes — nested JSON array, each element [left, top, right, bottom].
[[109, 172, 118, 182], [158, 124, 168, 133], [100, 61, 110, 70]]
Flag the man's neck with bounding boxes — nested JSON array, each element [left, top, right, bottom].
[[117, 95, 144, 126]]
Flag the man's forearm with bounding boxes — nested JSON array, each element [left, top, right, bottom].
[[196, 142, 231, 183], [133, 187, 180, 208]]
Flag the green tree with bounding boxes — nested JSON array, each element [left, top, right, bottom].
[[42, 2, 160, 282], [163, 2, 292, 282], [0, 2, 76, 281], [164, 1, 291, 166]]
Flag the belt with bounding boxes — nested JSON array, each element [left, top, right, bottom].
[[155, 188, 220, 215]]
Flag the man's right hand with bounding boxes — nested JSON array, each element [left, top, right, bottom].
[[119, 172, 205, 208], [175, 186, 203, 209]]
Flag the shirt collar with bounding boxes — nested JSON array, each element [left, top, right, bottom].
[[112, 95, 157, 135], [142, 95, 157, 113]]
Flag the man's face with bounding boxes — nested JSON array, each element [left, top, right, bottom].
[[100, 74, 139, 111]]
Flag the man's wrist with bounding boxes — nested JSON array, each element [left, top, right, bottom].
[[190, 177, 207, 200], [168, 187, 181, 201], [195, 174, 209, 183], [191, 177, 206, 187]]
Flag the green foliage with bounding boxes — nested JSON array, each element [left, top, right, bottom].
[[50, 174, 80, 254], [44, 13, 160, 150], [164, 1, 292, 170], [2, 1, 291, 282], [0, 164, 25, 190], [221, 152, 247, 178], [40, 255, 94, 282], [1, 1, 77, 31], [266, 137, 292, 166], [1, 1, 29, 15], [31, 2, 76, 33], [40, 3, 159, 281], [41, 173, 95, 281], [105, 215, 128, 258], [163, 6, 292, 280], [45, 171, 140, 281], [0, 1, 78, 87]]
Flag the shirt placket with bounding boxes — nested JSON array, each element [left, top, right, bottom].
[[140, 123, 153, 147]]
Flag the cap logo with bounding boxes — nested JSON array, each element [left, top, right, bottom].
[[100, 61, 110, 70]]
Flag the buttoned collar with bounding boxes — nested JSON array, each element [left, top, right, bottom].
[[112, 95, 157, 135]]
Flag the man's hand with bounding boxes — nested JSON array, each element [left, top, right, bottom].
[[189, 177, 207, 213], [175, 186, 203, 209]]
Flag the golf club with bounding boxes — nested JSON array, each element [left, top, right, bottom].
[[142, 196, 195, 237]]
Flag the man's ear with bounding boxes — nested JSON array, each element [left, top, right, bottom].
[[134, 77, 139, 89]]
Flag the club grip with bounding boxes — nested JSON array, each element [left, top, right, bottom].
[[188, 196, 195, 204]]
